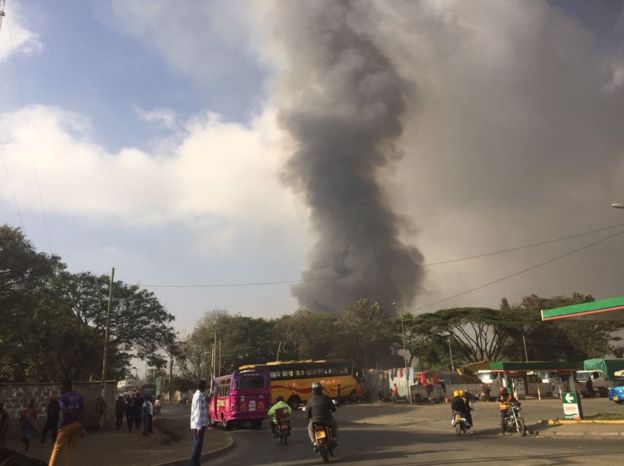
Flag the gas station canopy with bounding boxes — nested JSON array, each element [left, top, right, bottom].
[[541, 296, 624, 322], [490, 361, 583, 372]]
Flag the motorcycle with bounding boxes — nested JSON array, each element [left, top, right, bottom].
[[312, 421, 336, 463], [502, 401, 526, 435], [274, 413, 291, 445], [451, 411, 471, 435]]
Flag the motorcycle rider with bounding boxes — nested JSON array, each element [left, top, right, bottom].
[[305, 382, 337, 448], [268, 396, 292, 437], [460, 390, 474, 426], [451, 390, 472, 428], [497, 386, 517, 433]]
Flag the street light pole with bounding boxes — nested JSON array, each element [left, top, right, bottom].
[[522, 334, 529, 362], [100, 267, 114, 431], [448, 338, 455, 372], [393, 302, 412, 404]]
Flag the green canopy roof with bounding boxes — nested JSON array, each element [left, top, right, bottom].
[[541, 296, 624, 322], [490, 361, 583, 371]]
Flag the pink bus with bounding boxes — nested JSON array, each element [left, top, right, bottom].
[[209, 367, 271, 429]]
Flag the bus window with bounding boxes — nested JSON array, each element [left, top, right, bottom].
[[239, 375, 266, 390]]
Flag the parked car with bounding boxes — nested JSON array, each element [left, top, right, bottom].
[[608, 381, 624, 403]]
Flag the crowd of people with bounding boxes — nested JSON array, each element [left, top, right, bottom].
[[0, 381, 86, 465], [114, 392, 161, 436], [0, 382, 168, 465]]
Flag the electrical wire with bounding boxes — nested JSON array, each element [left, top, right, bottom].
[[409, 228, 624, 313], [0, 144, 25, 230], [6, 13, 53, 251], [143, 222, 624, 289]]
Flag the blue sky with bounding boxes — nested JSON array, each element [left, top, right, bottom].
[[2, 0, 624, 333]]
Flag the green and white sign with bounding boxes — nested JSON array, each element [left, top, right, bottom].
[[562, 391, 583, 420]]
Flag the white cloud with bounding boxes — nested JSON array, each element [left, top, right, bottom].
[[0, 104, 307, 252], [134, 106, 177, 128], [106, 0, 261, 88], [0, 1, 42, 61]]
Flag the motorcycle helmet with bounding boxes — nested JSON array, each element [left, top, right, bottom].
[[276, 396, 284, 402], [312, 382, 323, 395], [499, 386, 508, 395], [453, 390, 461, 398], [458, 390, 465, 397]]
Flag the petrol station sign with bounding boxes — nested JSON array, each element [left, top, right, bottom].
[[561, 391, 583, 420]]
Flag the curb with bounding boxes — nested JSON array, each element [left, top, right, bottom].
[[538, 431, 624, 438], [150, 433, 235, 466], [539, 419, 624, 425]]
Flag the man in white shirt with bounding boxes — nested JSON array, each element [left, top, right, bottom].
[[188, 380, 208, 466]]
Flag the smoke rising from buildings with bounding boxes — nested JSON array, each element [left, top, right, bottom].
[[266, 1, 424, 313]]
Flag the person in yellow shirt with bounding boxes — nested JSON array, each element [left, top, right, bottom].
[[268, 396, 292, 437]]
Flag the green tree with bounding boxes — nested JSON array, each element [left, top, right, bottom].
[[334, 299, 398, 368], [181, 310, 279, 377], [429, 308, 517, 363], [273, 309, 338, 360], [400, 313, 447, 368], [0, 226, 62, 380], [503, 293, 620, 360], [45, 271, 177, 380]]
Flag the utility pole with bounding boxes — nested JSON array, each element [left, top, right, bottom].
[[276, 341, 282, 361], [100, 267, 115, 431], [522, 335, 529, 362], [168, 355, 174, 402], [218, 336, 222, 377], [394, 302, 412, 404], [448, 338, 455, 372]]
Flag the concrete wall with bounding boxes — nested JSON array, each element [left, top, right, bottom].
[[0, 381, 117, 433]]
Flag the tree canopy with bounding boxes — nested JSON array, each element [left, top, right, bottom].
[[0, 225, 176, 382]]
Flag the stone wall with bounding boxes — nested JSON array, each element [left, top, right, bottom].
[[0, 381, 117, 433]]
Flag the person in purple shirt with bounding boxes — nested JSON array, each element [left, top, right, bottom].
[[48, 381, 85, 466]]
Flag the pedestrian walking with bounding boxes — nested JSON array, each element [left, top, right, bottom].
[[391, 383, 399, 403], [115, 395, 125, 430], [141, 396, 153, 436], [48, 380, 85, 466], [125, 395, 135, 432], [154, 394, 162, 419], [134, 392, 144, 431], [586, 377, 594, 398], [95, 396, 106, 430], [19, 399, 38, 452], [187, 380, 208, 466], [147, 396, 154, 434], [0, 402, 9, 448], [40, 394, 60, 444]]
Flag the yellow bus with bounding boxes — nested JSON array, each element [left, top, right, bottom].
[[240, 359, 364, 409]]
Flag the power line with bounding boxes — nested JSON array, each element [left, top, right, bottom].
[[0, 144, 25, 230], [410, 228, 624, 313], [5, 11, 53, 251], [143, 222, 624, 289]]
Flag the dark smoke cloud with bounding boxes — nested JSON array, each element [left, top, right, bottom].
[[270, 1, 424, 313]]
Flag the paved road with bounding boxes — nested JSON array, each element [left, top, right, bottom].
[[207, 401, 624, 465]]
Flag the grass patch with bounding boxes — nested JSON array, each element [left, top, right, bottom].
[[583, 413, 624, 420]]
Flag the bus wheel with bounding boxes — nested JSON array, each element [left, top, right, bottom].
[[349, 390, 358, 403], [287, 395, 300, 411], [251, 419, 262, 430]]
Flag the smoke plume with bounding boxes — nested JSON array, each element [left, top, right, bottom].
[[266, 1, 424, 313]]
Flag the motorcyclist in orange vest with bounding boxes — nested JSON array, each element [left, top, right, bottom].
[[497, 386, 516, 433]]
